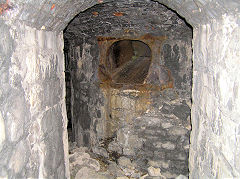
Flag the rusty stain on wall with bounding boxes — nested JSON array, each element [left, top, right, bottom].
[[92, 11, 99, 16], [113, 12, 124, 16], [0, 0, 11, 15], [51, 4, 55, 10], [97, 34, 175, 137], [97, 34, 172, 91]]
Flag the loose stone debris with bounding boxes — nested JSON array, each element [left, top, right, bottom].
[[69, 141, 188, 179]]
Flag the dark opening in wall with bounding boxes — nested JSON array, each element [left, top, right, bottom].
[[99, 40, 152, 85]]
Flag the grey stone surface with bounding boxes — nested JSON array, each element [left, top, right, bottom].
[[64, 7, 192, 178], [0, 21, 69, 178], [0, 0, 239, 178], [189, 15, 240, 178], [0, 0, 238, 31], [176, 174, 188, 179], [108, 141, 123, 154], [147, 166, 163, 177], [118, 156, 132, 167], [75, 167, 113, 179], [92, 146, 109, 158], [107, 162, 125, 177], [64, 1, 192, 41]]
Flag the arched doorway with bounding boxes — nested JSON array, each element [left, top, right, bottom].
[[0, 0, 239, 178]]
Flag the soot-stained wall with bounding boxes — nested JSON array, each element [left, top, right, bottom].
[[64, 1, 192, 177], [0, 0, 239, 178]]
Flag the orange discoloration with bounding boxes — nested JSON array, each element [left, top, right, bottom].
[[0, 0, 10, 15], [113, 12, 124, 17], [97, 37, 117, 42], [92, 11, 99, 16], [51, 4, 55, 10], [97, 35, 172, 91]]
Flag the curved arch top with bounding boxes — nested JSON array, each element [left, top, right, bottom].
[[1, 0, 239, 31]]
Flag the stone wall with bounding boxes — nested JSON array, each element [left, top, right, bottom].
[[67, 41, 104, 147], [0, 20, 69, 178], [66, 37, 192, 179], [64, 1, 192, 177], [1, 0, 238, 31], [64, 0, 192, 144], [0, 0, 239, 178], [189, 15, 240, 178]]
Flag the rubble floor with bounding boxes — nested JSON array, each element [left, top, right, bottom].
[[68, 141, 188, 179]]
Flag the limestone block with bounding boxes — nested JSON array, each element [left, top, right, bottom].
[[147, 166, 164, 177]]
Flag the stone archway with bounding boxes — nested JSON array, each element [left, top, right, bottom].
[[0, 0, 239, 178]]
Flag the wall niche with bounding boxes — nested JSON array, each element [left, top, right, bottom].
[[64, 1, 193, 178]]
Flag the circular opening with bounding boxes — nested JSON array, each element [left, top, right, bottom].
[[99, 40, 152, 85]]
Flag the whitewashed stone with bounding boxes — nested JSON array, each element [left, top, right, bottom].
[[9, 141, 27, 173], [0, 112, 5, 151], [189, 16, 240, 178], [6, 112, 24, 142]]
